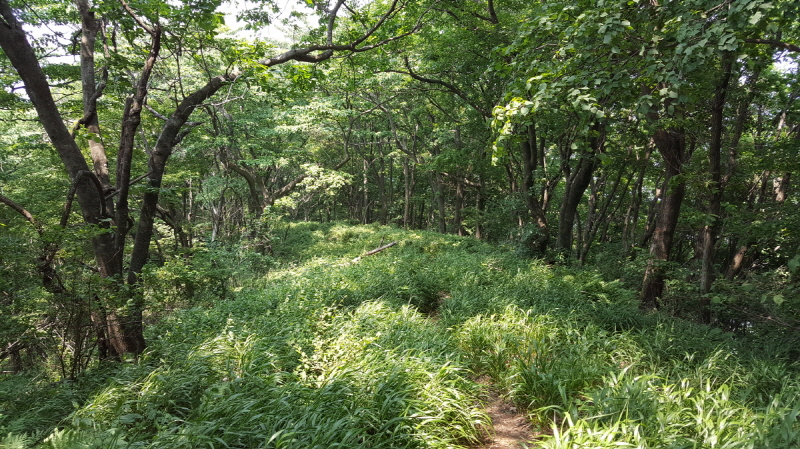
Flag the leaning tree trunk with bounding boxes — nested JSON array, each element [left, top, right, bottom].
[[555, 121, 603, 257], [639, 129, 690, 311], [0, 3, 132, 357]]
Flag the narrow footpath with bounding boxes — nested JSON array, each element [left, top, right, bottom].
[[479, 390, 537, 449]]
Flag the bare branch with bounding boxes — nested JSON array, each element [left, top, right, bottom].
[[351, 241, 397, 262], [145, 103, 203, 127], [70, 67, 108, 137], [144, 103, 169, 121], [0, 194, 43, 234], [172, 121, 204, 146], [105, 172, 151, 200]]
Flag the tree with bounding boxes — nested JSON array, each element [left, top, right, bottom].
[[0, 0, 435, 357]]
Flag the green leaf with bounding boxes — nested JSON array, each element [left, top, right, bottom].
[[788, 256, 800, 274]]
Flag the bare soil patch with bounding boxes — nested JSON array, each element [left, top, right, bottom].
[[476, 389, 538, 449]]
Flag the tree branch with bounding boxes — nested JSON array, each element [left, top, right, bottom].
[[64, 170, 108, 227], [258, 0, 436, 67], [389, 56, 492, 117], [745, 38, 800, 53], [351, 241, 397, 262], [471, 0, 499, 24], [70, 66, 108, 138], [0, 194, 42, 234], [145, 103, 202, 127], [119, 0, 155, 35], [105, 171, 151, 200]]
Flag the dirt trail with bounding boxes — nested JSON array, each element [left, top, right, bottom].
[[478, 391, 538, 449]]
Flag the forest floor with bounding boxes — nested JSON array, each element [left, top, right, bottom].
[[480, 389, 537, 449], [452, 320, 538, 449], [3, 223, 798, 449]]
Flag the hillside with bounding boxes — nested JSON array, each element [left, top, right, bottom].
[[2, 223, 798, 448]]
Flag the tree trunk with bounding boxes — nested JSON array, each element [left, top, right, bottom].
[[775, 173, 791, 203], [579, 170, 624, 264], [435, 173, 447, 233], [125, 74, 234, 355], [622, 147, 652, 252], [699, 54, 733, 323], [403, 157, 412, 228], [520, 124, 549, 254], [453, 181, 465, 236], [556, 122, 603, 256], [362, 158, 370, 224], [76, 0, 112, 197], [474, 177, 485, 240], [639, 129, 690, 310], [377, 151, 388, 225]]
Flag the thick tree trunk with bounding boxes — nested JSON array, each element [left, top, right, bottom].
[[124, 74, 234, 354], [76, 0, 112, 195], [775, 173, 791, 202], [556, 122, 603, 256], [639, 129, 689, 310], [556, 155, 597, 254], [725, 242, 751, 280]]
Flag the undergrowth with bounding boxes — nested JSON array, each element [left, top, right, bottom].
[[1, 222, 798, 448]]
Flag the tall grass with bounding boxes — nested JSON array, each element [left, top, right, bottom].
[[1, 222, 798, 448]]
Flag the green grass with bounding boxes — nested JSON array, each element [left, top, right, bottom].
[[1, 222, 798, 448]]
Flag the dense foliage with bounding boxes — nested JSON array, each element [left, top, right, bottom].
[[1, 0, 799, 446], [1, 223, 798, 448]]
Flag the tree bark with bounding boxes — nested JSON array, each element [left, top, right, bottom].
[[579, 169, 624, 264], [556, 122, 603, 256], [453, 181, 465, 236], [76, 0, 111, 194], [520, 124, 549, 254], [403, 157, 413, 227], [699, 53, 733, 323], [639, 129, 690, 310]]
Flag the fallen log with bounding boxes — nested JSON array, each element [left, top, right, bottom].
[[352, 241, 397, 263]]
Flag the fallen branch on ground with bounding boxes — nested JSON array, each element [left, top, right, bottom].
[[352, 241, 397, 263]]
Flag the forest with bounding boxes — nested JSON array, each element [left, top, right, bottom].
[[0, 0, 799, 447]]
